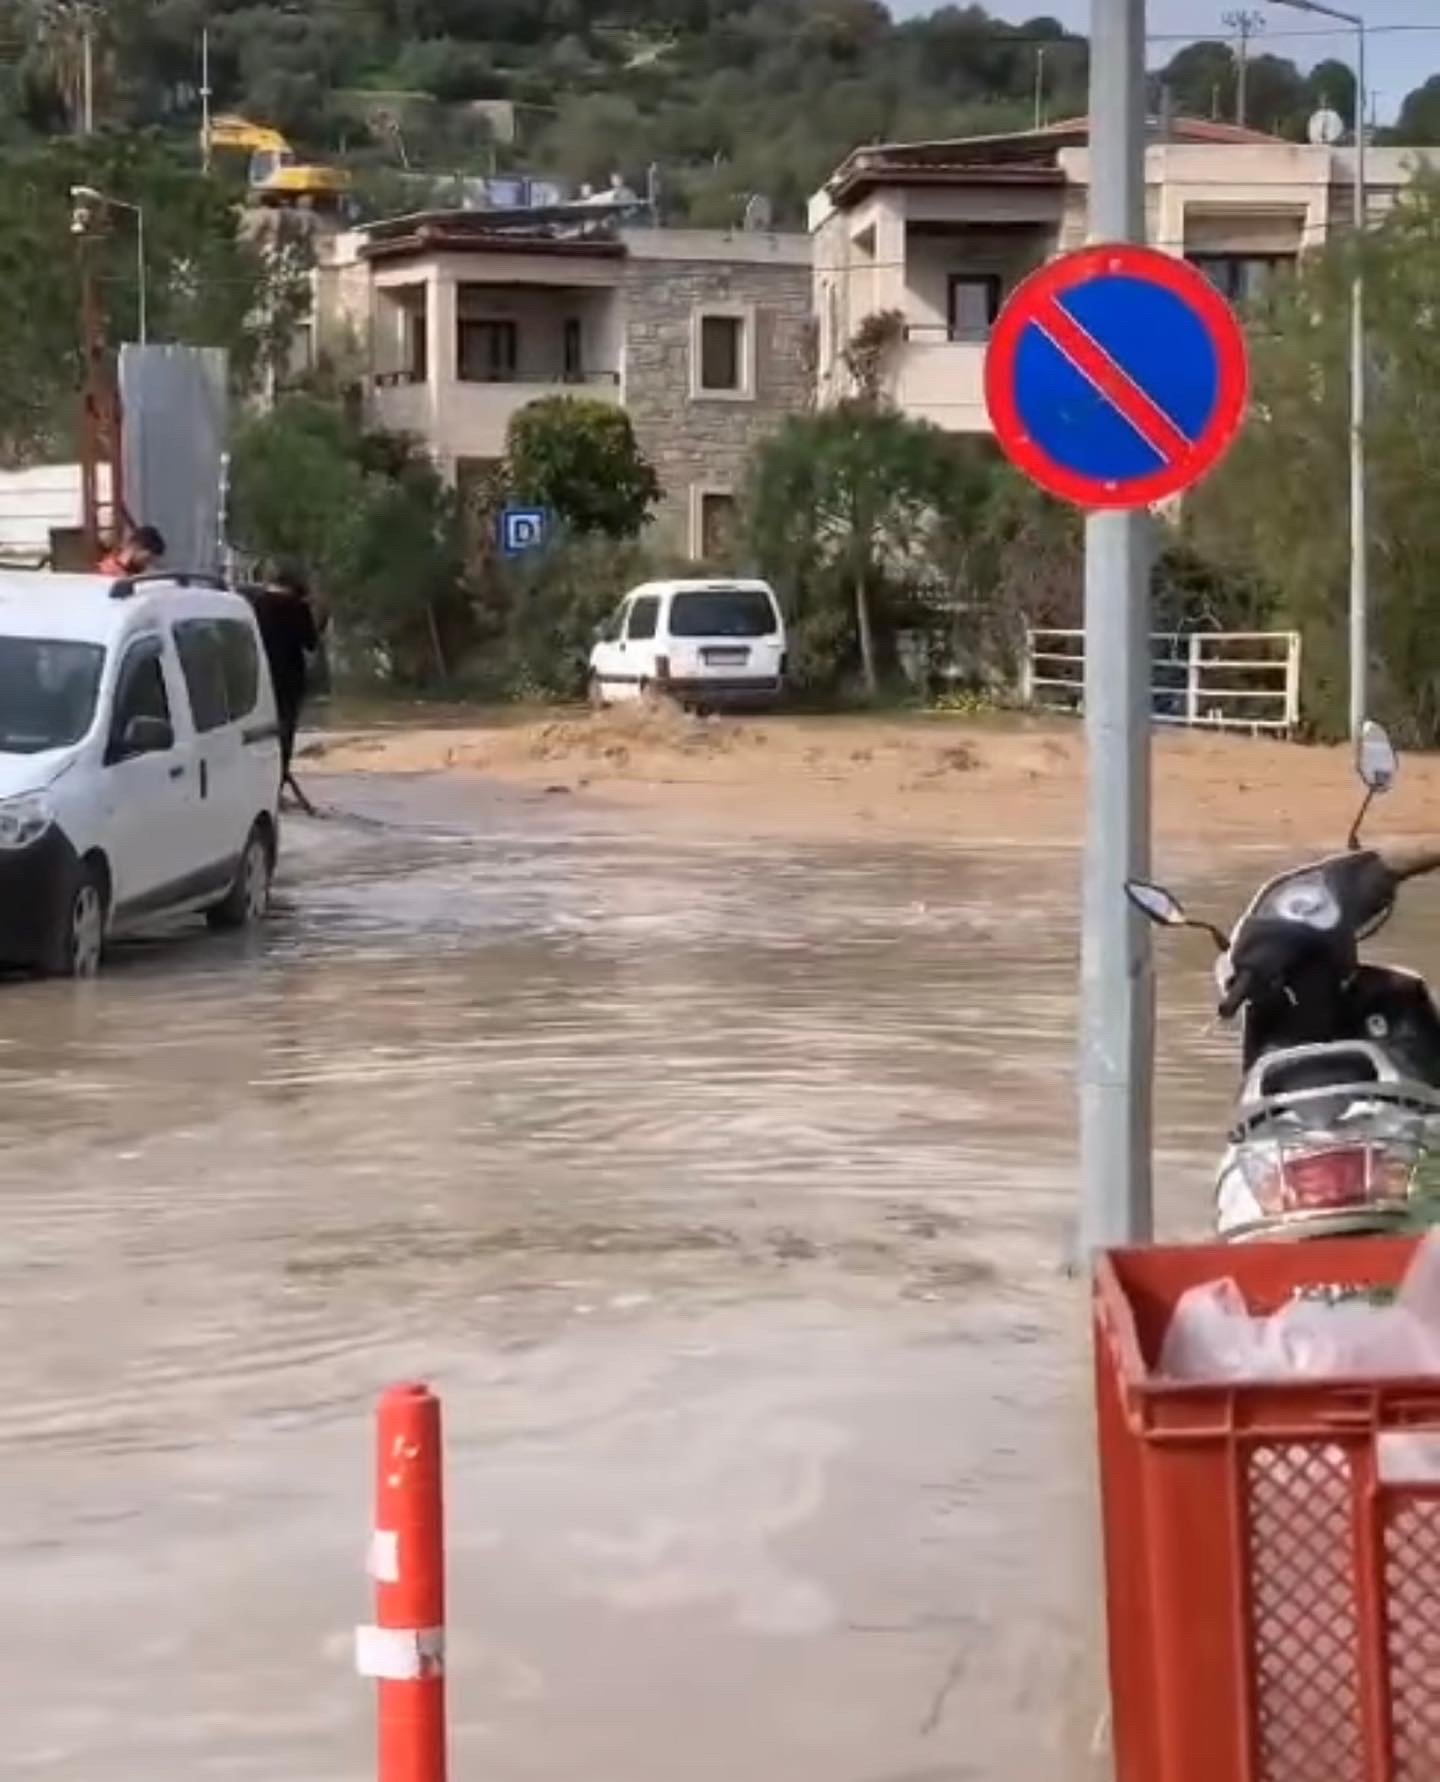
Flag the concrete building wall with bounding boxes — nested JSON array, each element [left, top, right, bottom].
[[812, 190, 909, 406], [815, 138, 1437, 438]]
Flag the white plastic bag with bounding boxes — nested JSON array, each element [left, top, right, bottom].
[[1159, 1231, 1440, 1383]]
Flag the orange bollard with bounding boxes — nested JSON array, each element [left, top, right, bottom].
[[356, 1383, 448, 1782]]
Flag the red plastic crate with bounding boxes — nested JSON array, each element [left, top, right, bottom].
[[1096, 1237, 1440, 1782]]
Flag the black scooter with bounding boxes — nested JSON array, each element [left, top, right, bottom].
[[1127, 723, 1440, 1240]]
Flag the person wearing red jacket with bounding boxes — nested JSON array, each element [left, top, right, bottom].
[[96, 524, 165, 577]]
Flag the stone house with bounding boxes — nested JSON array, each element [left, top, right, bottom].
[[312, 212, 812, 557]]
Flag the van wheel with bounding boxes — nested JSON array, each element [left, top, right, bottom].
[[208, 825, 272, 932], [47, 863, 106, 979]]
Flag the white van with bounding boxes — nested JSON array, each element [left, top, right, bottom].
[[0, 570, 283, 977], [588, 578, 786, 711]]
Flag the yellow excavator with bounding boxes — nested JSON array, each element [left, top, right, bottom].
[[207, 114, 352, 209]]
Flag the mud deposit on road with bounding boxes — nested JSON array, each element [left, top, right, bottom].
[[0, 775, 1256, 1779]]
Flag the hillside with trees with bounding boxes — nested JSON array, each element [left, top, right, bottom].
[[2, 2, 1436, 229]]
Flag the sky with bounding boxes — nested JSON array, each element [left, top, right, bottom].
[[892, 1, 1438, 123]]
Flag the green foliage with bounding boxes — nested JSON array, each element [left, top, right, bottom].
[[1190, 175, 1440, 741], [0, 3, 1434, 226], [486, 533, 652, 698], [506, 396, 660, 539], [230, 395, 463, 684], [1395, 77, 1440, 147], [343, 434, 466, 682], [0, 130, 302, 465], [1156, 38, 1357, 139], [229, 396, 364, 571], [744, 403, 991, 695]]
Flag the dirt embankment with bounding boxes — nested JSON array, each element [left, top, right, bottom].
[[308, 706, 1440, 851]]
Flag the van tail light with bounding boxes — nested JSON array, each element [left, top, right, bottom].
[[654, 655, 671, 682], [780, 652, 788, 675]]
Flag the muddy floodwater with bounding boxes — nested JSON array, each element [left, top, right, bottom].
[[0, 775, 1260, 1779]]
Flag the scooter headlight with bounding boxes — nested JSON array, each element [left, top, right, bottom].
[[0, 793, 54, 851]]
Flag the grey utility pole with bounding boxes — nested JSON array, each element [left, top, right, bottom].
[[1222, 10, 1265, 128], [1268, 0, 1368, 740], [1079, 0, 1154, 1255]]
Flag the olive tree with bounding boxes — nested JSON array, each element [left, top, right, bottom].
[[506, 396, 660, 539], [743, 402, 985, 695], [1190, 176, 1440, 740]]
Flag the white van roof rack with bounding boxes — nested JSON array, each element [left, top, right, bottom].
[[110, 570, 230, 601]]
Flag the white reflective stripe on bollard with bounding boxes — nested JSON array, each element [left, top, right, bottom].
[[355, 1624, 447, 1681], [368, 1528, 401, 1583]]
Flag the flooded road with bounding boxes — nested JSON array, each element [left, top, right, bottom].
[[0, 774, 1243, 1779]]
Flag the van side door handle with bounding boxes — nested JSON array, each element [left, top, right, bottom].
[[168, 764, 185, 781]]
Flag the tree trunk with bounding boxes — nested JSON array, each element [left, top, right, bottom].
[[426, 599, 449, 682], [855, 573, 878, 697]]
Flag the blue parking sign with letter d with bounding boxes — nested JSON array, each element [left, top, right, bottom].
[[500, 507, 548, 557]]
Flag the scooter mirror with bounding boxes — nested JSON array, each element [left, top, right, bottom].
[[1358, 721, 1398, 793], [1125, 879, 1189, 927]]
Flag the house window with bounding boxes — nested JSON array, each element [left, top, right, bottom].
[[563, 317, 584, 382], [947, 275, 1001, 342], [457, 318, 518, 383], [693, 489, 738, 561], [693, 308, 753, 398], [375, 291, 427, 385], [407, 308, 428, 383], [1187, 254, 1287, 305]]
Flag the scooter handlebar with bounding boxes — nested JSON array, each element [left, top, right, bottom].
[[1376, 844, 1440, 883]]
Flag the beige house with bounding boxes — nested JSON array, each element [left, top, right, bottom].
[[810, 117, 1435, 433], [313, 213, 812, 556]]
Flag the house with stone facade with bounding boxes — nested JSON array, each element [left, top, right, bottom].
[[312, 211, 812, 557]]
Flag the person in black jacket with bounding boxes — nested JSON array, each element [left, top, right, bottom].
[[251, 569, 323, 792]]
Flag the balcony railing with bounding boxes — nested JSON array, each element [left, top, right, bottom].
[[902, 321, 995, 346], [453, 369, 621, 389], [1024, 629, 1302, 735]]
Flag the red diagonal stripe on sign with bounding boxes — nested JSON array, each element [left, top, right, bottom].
[[1034, 295, 1194, 467]]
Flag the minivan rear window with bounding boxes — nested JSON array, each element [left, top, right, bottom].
[[669, 589, 777, 639]]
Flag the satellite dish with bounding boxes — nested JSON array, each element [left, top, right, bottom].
[[742, 193, 774, 232], [1308, 108, 1345, 146]]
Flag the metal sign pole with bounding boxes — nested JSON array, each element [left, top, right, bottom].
[[1349, 15, 1368, 742], [1079, 0, 1154, 1253]]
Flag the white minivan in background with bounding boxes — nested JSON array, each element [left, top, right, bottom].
[[588, 578, 786, 712], [0, 570, 283, 977]]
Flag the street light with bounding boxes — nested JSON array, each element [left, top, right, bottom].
[[1265, 0, 1368, 741], [69, 184, 148, 347]]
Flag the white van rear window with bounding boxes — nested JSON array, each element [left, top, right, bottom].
[[669, 590, 777, 639]]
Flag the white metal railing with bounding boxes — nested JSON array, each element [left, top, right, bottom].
[[1022, 629, 1302, 735]]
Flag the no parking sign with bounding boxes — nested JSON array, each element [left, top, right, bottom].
[[984, 244, 1249, 510]]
